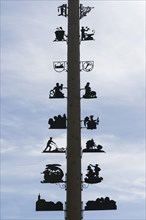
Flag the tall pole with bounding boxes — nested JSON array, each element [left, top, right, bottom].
[[67, 0, 81, 220]]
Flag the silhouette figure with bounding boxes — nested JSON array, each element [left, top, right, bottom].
[[54, 27, 67, 41], [80, 4, 94, 19], [43, 137, 66, 153], [84, 115, 99, 129], [48, 114, 67, 129], [83, 139, 105, 153], [84, 164, 103, 184], [49, 83, 65, 98], [85, 197, 117, 210], [36, 194, 63, 211], [86, 139, 95, 149], [41, 164, 64, 183], [82, 82, 97, 98], [58, 4, 67, 17], [43, 137, 56, 152], [81, 26, 95, 41]]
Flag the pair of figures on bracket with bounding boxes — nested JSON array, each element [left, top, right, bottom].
[[40, 163, 102, 184], [49, 82, 97, 99], [58, 3, 94, 19], [42, 137, 105, 153], [36, 194, 117, 211], [54, 26, 95, 42], [48, 114, 99, 130]]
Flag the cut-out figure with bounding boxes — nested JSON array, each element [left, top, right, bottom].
[[43, 138, 66, 153], [81, 26, 88, 41], [54, 27, 67, 41], [49, 83, 65, 98], [85, 197, 117, 210], [58, 4, 67, 17], [84, 115, 99, 129], [81, 26, 95, 41], [80, 4, 94, 19], [41, 164, 64, 183], [36, 194, 63, 211], [83, 82, 97, 98], [83, 139, 105, 153], [43, 137, 57, 152], [48, 114, 67, 129], [86, 139, 95, 150], [84, 164, 103, 184]]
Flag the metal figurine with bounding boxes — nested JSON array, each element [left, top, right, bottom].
[[80, 4, 94, 19], [81, 82, 97, 99], [83, 139, 105, 153], [53, 61, 67, 72], [57, 4, 94, 19], [81, 61, 94, 72], [36, 194, 63, 211], [54, 27, 67, 41], [83, 115, 99, 129], [81, 26, 95, 41], [43, 137, 66, 153], [85, 197, 117, 210], [48, 114, 67, 129], [41, 164, 64, 183], [54, 26, 95, 42], [84, 164, 103, 184], [58, 4, 68, 17], [85, 197, 117, 211], [49, 83, 67, 98]]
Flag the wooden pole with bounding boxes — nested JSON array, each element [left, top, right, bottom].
[[66, 0, 82, 220]]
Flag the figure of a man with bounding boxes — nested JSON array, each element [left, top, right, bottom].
[[86, 139, 95, 149], [53, 83, 64, 98], [84, 82, 91, 97], [43, 137, 56, 152]]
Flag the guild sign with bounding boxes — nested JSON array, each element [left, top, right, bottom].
[[85, 197, 117, 210], [58, 4, 68, 17], [81, 61, 94, 72], [83, 139, 105, 153], [41, 164, 64, 183], [84, 164, 103, 184], [36, 194, 63, 211], [49, 83, 66, 99], [80, 4, 94, 19], [43, 137, 66, 153], [81, 26, 95, 41], [54, 27, 67, 42], [82, 82, 97, 99], [83, 115, 99, 129], [53, 61, 67, 72], [57, 4, 94, 19], [48, 114, 67, 129]]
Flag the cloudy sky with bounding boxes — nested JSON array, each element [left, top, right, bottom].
[[1, 0, 145, 220]]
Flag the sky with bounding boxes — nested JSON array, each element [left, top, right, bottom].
[[0, 0, 145, 220]]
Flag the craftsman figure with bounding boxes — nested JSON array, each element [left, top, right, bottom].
[[43, 137, 57, 152]]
